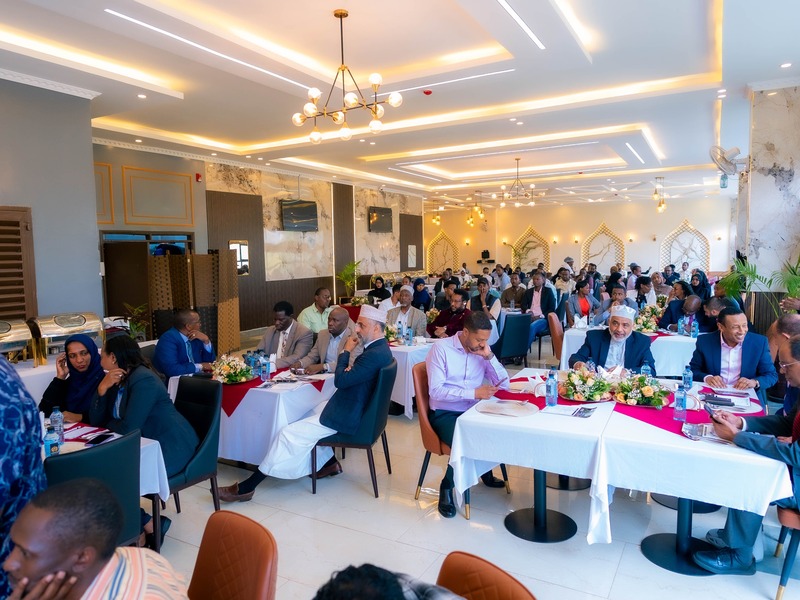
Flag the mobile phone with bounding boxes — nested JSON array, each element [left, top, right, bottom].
[[703, 394, 734, 406], [704, 403, 723, 422], [85, 432, 115, 446]]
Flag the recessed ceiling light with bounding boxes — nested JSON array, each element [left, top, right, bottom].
[[359, 139, 365, 142], [134, 139, 142, 143], [781, 62, 792, 68], [332, 175, 337, 178], [211, 153, 217, 156], [137, 93, 147, 99], [717, 94, 726, 99], [509, 118, 517, 122], [258, 157, 263, 160], [245, 155, 251, 158], [717, 89, 726, 94], [516, 121, 523, 125], [370, 142, 376, 145], [768, 91, 778, 96], [264, 162, 270, 166]]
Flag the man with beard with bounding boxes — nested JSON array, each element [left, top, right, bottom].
[[500, 273, 526, 308], [427, 290, 471, 338]]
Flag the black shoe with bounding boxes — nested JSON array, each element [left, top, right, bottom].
[[480, 472, 506, 488], [692, 548, 755, 575], [145, 516, 171, 550], [513, 357, 523, 365], [438, 487, 456, 518], [388, 402, 405, 416]]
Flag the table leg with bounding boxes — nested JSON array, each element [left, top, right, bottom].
[[640, 497, 714, 576], [546, 472, 591, 491], [651, 493, 720, 514], [504, 469, 577, 543]]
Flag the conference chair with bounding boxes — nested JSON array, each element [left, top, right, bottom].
[[436, 551, 536, 600], [151, 376, 222, 552], [411, 362, 509, 520], [547, 312, 565, 365], [491, 312, 532, 367], [555, 293, 568, 328], [44, 430, 142, 547], [311, 359, 397, 497], [773, 506, 800, 600], [188, 510, 278, 600]]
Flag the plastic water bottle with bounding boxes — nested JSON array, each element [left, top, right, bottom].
[[510, 299, 515, 310], [691, 319, 699, 338], [405, 327, 413, 346], [640, 364, 652, 380], [50, 406, 64, 445], [44, 427, 60, 457], [260, 356, 270, 382], [397, 321, 404, 342], [682, 365, 693, 392], [546, 369, 558, 407], [677, 316, 685, 336], [673, 384, 687, 422]]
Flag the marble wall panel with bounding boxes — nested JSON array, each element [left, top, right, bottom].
[[427, 231, 459, 274], [660, 220, 710, 272], [513, 226, 550, 272], [354, 188, 422, 273]]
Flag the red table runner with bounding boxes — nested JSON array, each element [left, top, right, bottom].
[[221, 368, 326, 417], [342, 304, 361, 323], [644, 331, 677, 340]]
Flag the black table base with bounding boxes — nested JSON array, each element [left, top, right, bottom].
[[641, 497, 715, 576], [504, 469, 577, 543], [546, 473, 591, 491], [651, 493, 720, 514]]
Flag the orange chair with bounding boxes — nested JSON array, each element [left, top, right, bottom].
[[547, 312, 564, 363], [773, 506, 800, 600], [188, 510, 278, 600], [436, 551, 536, 600], [412, 362, 509, 520]]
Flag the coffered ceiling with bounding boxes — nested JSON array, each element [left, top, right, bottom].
[[2, 0, 798, 212]]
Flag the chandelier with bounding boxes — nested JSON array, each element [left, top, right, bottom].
[[501, 158, 536, 206], [652, 176, 666, 212], [291, 9, 403, 144]]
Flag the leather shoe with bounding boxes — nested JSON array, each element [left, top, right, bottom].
[[705, 528, 764, 562], [692, 548, 755, 575], [313, 459, 343, 479], [481, 473, 506, 488], [218, 482, 254, 503], [438, 487, 456, 518]]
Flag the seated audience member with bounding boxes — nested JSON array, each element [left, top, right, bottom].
[[388, 285, 428, 337], [689, 306, 777, 401], [493, 265, 510, 290], [678, 261, 692, 282], [152, 309, 215, 378], [667, 279, 692, 304], [469, 277, 501, 323], [767, 314, 800, 414], [692, 335, 800, 575], [499, 272, 526, 308], [626, 263, 648, 290], [554, 267, 575, 295], [522, 271, 557, 346], [219, 306, 392, 501], [698, 296, 736, 332], [650, 271, 672, 297], [426, 312, 511, 518], [433, 268, 453, 295], [714, 280, 746, 311], [481, 266, 491, 278], [562, 256, 575, 275], [434, 279, 458, 311], [627, 275, 656, 309], [257, 301, 314, 369], [461, 262, 470, 275], [659, 294, 702, 333], [427, 289, 471, 338], [401, 275, 412, 287], [40, 334, 104, 423], [567, 280, 601, 327], [0, 357, 46, 598], [585, 262, 601, 290], [296, 307, 361, 374], [570, 305, 656, 374], [411, 278, 432, 312], [367, 277, 391, 303], [690, 270, 713, 301], [663, 264, 680, 285], [606, 271, 624, 291], [3, 479, 187, 599], [379, 283, 402, 312], [594, 284, 637, 326], [314, 563, 461, 600], [458, 268, 470, 284], [298, 288, 334, 334]]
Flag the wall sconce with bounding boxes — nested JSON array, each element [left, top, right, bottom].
[[716, 234, 722, 241], [628, 235, 634, 243], [552, 237, 558, 245], [573, 237, 579, 244], [465, 239, 470, 246], [502, 238, 508, 245], [652, 234, 657, 242]]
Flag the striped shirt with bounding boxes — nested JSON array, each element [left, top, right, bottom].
[[81, 547, 187, 599]]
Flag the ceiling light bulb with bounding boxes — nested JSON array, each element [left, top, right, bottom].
[[309, 128, 322, 145], [307, 87, 322, 101], [491, 193, 497, 199], [137, 94, 147, 99], [515, 202, 521, 207], [374, 104, 385, 119], [344, 92, 360, 108], [528, 201, 535, 206], [369, 119, 383, 134], [339, 124, 352, 141], [387, 92, 403, 107], [291, 112, 306, 126], [368, 73, 383, 87], [303, 102, 318, 118], [331, 111, 345, 125], [499, 202, 506, 208], [501, 185, 507, 191], [529, 184, 535, 189]]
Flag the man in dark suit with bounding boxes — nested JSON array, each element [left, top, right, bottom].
[[152, 309, 215, 378], [295, 307, 362, 374], [521, 271, 557, 347], [692, 334, 800, 576], [569, 305, 656, 374], [256, 301, 314, 369], [689, 306, 777, 401], [218, 305, 393, 502], [434, 268, 453, 295], [658, 294, 701, 332]]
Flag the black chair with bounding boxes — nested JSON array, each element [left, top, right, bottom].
[[556, 293, 568, 327], [491, 313, 532, 367], [311, 359, 398, 498], [151, 376, 222, 552], [45, 430, 142, 547]]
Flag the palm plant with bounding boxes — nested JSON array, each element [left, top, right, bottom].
[[715, 257, 800, 318], [337, 260, 362, 298]]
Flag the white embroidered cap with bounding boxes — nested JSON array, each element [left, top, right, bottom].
[[609, 304, 637, 321], [359, 304, 388, 324], [400, 285, 414, 296]]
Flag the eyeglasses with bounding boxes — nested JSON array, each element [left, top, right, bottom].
[[779, 360, 800, 369]]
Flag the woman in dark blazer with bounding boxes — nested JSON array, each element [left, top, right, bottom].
[[40, 333, 105, 423]]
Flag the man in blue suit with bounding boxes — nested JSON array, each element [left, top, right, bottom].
[[217, 304, 393, 502], [152, 309, 215, 378], [689, 306, 777, 401], [569, 305, 656, 374], [693, 335, 800, 577]]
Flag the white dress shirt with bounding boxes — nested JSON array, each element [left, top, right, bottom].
[[276, 321, 293, 359], [718, 333, 743, 386]]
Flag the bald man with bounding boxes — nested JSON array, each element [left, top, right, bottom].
[[295, 307, 362, 374]]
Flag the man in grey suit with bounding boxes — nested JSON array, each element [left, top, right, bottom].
[[387, 285, 428, 338], [256, 301, 314, 369], [295, 307, 362, 374]]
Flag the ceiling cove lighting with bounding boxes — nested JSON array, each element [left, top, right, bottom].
[[495, 0, 546, 49], [292, 9, 402, 144], [625, 142, 645, 164]]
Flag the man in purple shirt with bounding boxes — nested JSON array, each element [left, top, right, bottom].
[[425, 311, 510, 518]]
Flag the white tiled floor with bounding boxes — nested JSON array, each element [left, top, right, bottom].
[[158, 342, 800, 599]]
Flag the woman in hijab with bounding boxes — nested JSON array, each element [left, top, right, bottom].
[[40, 333, 105, 423], [368, 276, 391, 302], [690, 270, 712, 301], [411, 277, 432, 311]]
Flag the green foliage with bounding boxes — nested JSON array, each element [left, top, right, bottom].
[[716, 257, 800, 319], [775, 256, 800, 298], [123, 302, 148, 341], [337, 260, 362, 297]]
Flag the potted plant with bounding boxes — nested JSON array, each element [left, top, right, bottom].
[[716, 256, 800, 319], [123, 302, 149, 341], [337, 260, 361, 304]]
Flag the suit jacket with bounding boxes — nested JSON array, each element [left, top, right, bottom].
[[256, 320, 314, 369], [299, 321, 362, 370], [521, 285, 556, 316], [152, 327, 215, 378], [593, 298, 638, 326], [658, 299, 685, 329], [567, 293, 601, 322], [387, 306, 428, 338], [689, 331, 778, 396], [89, 366, 199, 476], [568, 329, 656, 374], [319, 338, 393, 435]]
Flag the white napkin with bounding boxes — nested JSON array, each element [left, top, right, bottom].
[[573, 316, 589, 329]]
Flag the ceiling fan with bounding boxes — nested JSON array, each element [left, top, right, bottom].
[[709, 146, 749, 176]]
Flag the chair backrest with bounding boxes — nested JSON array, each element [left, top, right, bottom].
[[412, 362, 448, 455], [44, 430, 142, 546], [140, 342, 157, 364], [555, 293, 568, 322], [491, 313, 532, 359], [188, 510, 278, 600], [437, 551, 536, 600], [547, 312, 565, 362], [174, 377, 223, 481]]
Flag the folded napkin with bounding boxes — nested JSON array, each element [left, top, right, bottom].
[[573, 316, 589, 329]]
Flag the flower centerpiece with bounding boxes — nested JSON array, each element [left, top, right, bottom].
[[558, 367, 613, 402], [211, 354, 253, 384], [656, 294, 668, 309], [350, 295, 370, 306], [384, 324, 399, 342], [613, 374, 671, 408], [426, 307, 440, 324], [635, 305, 663, 332]]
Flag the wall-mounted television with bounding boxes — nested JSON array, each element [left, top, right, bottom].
[[368, 206, 392, 233], [280, 199, 318, 232]]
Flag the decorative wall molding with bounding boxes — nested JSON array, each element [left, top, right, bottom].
[[94, 162, 114, 224], [581, 223, 625, 274], [660, 219, 710, 272], [0, 68, 101, 99], [426, 231, 459, 275], [511, 226, 550, 272], [121, 166, 194, 227]]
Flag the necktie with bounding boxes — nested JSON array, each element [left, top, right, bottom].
[[278, 332, 287, 358], [185, 340, 194, 362], [791, 409, 800, 443]]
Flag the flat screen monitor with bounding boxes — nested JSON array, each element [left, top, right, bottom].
[[368, 206, 392, 233], [280, 199, 318, 232]]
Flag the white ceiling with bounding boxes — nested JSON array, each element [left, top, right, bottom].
[[2, 0, 798, 213]]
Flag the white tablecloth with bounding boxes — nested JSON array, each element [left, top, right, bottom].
[[140, 437, 170, 501], [14, 360, 57, 402], [389, 343, 433, 419], [559, 328, 698, 376]]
